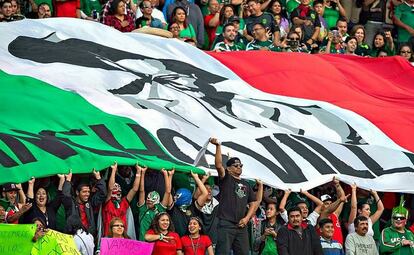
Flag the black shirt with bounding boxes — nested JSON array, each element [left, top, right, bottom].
[[217, 171, 256, 224], [245, 12, 280, 36]]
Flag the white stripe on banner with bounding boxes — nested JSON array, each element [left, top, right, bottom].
[[1, 19, 413, 192]]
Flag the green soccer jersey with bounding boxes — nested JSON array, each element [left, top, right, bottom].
[[380, 226, 414, 255], [138, 203, 166, 241]]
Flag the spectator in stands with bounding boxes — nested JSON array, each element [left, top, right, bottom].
[[53, 0, 81, 18], [1, 183, 31, 224], [369, 30, 395, 57], [321, 29, 345, 53], [79, 0, 101, 20], [145, 211, 183, 255], [32, 217, 47, 242], [291, 0, 321, 50], [215, 4, 245, 37], [287, 0, 301, 14], [66, 216, 95, 255], [168, 171, 209, 236], [267, 0, 290, 39], [167, 0, 205, 47], [319, 218, 344, 255], [277, 206, 323, 255], [350, 25, 370, 56], [345, 216, 378, 255], [135, 0, 165, 29], [107, 217, 130, 238], [23, 175, 69, 230], [245, 0, 281, 46], [210, 137, 262, 255], [246, 22, 281, 51], [102, 0, 136, 25], [380, 196, 414, 254], [359, 0, 387, 47], [63, 170, 107, 237], [256, 202, 288, 254], [398, 43, 414, 63], [169, 22, 181, 38], [295, 189, 324, 226], [204, 0, 221, 49], [212, 16, 248, 50], [136, 0, 166, 26], [102, 163, 140, 236], [170, 6, 197, 43], [0, 0, 24, 21], [103, 0, 135, 32], [314, 0, 328, 44], [0, 204, 5, 223], [137, 167, 173, 241], [344, 36, 358, 54], [348, 184, 384, 239], [336, 17, 348, 42], [181, 216, 214, 255], [393, 0, 414, 44], [213, 23, 245, 51], [37, 2, 52, 18], [323, 0, 346, 30]]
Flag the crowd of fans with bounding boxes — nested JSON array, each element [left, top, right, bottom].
[[0, 0, 414, 61], [1, 138, 414, 255]]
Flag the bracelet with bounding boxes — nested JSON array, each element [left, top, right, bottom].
[[159, 233, 164, 240]]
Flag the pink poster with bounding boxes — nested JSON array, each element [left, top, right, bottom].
[[100, 238, 154, 255]]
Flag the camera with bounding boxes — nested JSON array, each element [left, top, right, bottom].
[[287, 39, 299, 48]]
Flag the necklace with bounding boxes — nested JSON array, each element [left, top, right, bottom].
[[189, 235, 200, 254]]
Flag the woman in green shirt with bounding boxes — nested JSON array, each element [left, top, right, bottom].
[[171, 6, 197, 43], [322, 0, 346, 30], [370, 31, 395, 57], [350, 25, 370, 56]]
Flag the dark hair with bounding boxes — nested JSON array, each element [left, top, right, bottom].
[[268, 0, 288, 19], [350, 25, 366, 43], [319, 218, 333, 228], [34, 187, 49, 205], [150, 212, 175, 234], [187, 216, 205, 235], [171, 6, 187, 28], [226, 157, 241, 167], [357, 202, 369, 213], [313, 0, 324, 7], [219, 4, 235, 25], [252, 22, 266, 30], [1, 0, 12, 8], [109, 0, 124, 15], [76, 183, 90, 193], [222, 22, 235, 33], [65, 215, 88, 235], [345, 36, 357, 44], [398, 43, 413, 61], [287, 31, 300, 39], [246, 0, 260, 4], [291, 25, 304, 41], [168, 22, 179, 30], [32, 217, 46, 226], [372, 31, 386, 50], [336, 17, 347, 25], [38, 2, 50, 9], [287, 206, 302, 216], [139, 0, 150, 9], [354, 215, 368, 227]]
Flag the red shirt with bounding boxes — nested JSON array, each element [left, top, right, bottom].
[[102, 197, 129, 236], [204, 14, 218, 49], [78, 203, 89, 229], [146, 229, 182, 255], [103, 15, 135, 33], [181, 235, 212, 255], [317, 213, 343, 244], [54, 0, 80, 17]]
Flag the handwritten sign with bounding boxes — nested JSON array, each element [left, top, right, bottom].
[[100, 238, 154, 255], [0, 224, 36, 255], [31, 229, 80, 255]]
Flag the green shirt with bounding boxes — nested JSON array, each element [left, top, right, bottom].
[[323, 6, 339, 30], [246, 39, 281, 51], [138, 203, 166, 241], [213, 41, 244, 51], [179, 24, 196, 40], [380, 226, 414, 255], [286, 0, 300, 14], [80, 0, 102, 17], [394, 3, 414, 43]]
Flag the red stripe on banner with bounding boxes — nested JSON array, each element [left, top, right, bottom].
[[209, 52, 414, 152]]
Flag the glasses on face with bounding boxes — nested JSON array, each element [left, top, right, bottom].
[[112, 224, 124, 228], [400, 51, 411, 54], [143, 5, 153, 9], [231, 163, 243, 168], [393, 217, 406, 221], [289, 37, 299, 41]]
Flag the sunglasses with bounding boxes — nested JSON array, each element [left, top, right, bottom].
[[143, 5, 153, 9], [231, 163, 243, 168], [392, 217, 406, 221], [112, 224, 124, 228], [400, 51, 411, 54]]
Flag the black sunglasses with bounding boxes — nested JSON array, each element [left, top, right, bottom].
[[392, 217, 406, 221]]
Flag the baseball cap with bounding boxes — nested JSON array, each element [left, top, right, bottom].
[[321, 194, 333, 202], [2, 184, 20, 192]]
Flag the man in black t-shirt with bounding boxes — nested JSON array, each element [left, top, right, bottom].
[[210, 138, 263, 255]]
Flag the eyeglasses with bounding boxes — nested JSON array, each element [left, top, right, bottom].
[[143, 5, 153, 9], [112, 224, 124, 228], [289, 38, 299, 41], [400, 51, 411, 54], [392, 217, 406, 221], [231, 163, 243, 168]]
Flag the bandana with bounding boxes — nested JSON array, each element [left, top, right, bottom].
[[111, 183, 122, 208]]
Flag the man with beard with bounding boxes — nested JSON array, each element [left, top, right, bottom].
[[1, 183, 31, 223], [246, 23, 281, 51], [277, 206, 323, 255], [210, 137, 262, 255], [380, 196, 414, 255], [345, 216, 378, 255], [37, 3, 52, 18], [102, 162, 141, 236], [213, 23, 244, 51]]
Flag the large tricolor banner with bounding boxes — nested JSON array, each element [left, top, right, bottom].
[[1, 19, 413, 192]]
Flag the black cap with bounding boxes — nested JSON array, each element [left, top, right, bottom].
[[226, 157, 241, 167], [228, 15, 241, 23], [2, 183, 20, 192]]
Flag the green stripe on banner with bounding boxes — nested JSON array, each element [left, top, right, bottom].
[[0, 70, 202, 185]]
